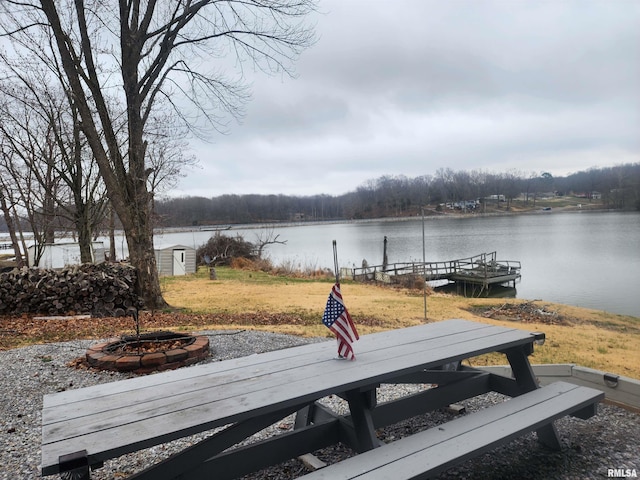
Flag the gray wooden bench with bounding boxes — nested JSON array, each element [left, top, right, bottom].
[[299, 381, 604, 479]]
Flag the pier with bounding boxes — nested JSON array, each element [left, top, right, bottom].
[[341, 252, 521, 296]]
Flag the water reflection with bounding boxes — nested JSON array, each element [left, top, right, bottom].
[[433, 283, 518, 299]]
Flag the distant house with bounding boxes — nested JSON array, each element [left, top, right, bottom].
[[28, 242, 106, 269], [154, 244, 196, 276], [590, 191, 602, 200]]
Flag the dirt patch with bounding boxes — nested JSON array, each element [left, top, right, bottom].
[[471, 301, 573, 326], [471, 301, 640, 335], [105, 333, 195, 355]]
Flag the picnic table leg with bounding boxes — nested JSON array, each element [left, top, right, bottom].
[[345, 388, 382, 452], [504, 346, 562, 450], [125, 405, 305, 480], [58, 450, 91, 480], [60, 470, 90, 480], [294, 403, 316, 429]]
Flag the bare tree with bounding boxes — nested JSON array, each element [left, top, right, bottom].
[[501, 170, 522, 209], [0, 72, 109, 263], [0, 136, 59, 266], [254, 228, 287, 258], [0, 162, 26, 268], [1, 1, 316, 308], [144, 111, 199, 217]]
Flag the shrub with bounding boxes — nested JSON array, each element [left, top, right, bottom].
[[230, 257, 273, 271], [196, 233, 256, 266]]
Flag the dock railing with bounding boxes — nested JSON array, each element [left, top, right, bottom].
[[342, 252, 521, 288]]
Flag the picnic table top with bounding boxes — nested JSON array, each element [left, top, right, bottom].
[[41, 319, 539, 475]]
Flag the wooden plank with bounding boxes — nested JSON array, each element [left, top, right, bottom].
[[130, 417, 341, 480], [43, 322, 494, 431], [299, 454, 327, 471], [44, 322, 530, 422], [42, 321, 510, 428], [504, 345, 561, 449], [42, 321, 536, 473], [44, 320, 485, 409], [481, 363, 640, 411], [126, 404, 317, 480], [369, 373, 492, 429], [344, 389, 381, 452], [298, 382, 604, 480], [180, 420, 340, 480], [43, 327, 532, 444], [569, 366, 640, 409]]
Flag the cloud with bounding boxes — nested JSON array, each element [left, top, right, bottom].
[[171, 0, 640, 197]]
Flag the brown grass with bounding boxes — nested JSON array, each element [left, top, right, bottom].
[[160, 268, 640, 379], [2, 265, 637, 379]]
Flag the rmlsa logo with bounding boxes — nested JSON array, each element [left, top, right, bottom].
[[608, 469, 638, 478]]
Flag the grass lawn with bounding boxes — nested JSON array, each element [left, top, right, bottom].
[[159, 267, 640, 379]]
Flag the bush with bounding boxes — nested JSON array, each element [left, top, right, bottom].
[[196, 233, 257, 266], [230, 257, 273, 271]]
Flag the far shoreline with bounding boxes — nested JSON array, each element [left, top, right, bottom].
[[153, 204, 625, 234]]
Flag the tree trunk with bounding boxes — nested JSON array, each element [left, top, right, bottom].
[[75, 203, 93, 264], [0, 190, 25, 268], [108, 204, 116, 262], [72, 108, 94, 265], [119, 191, 167, 310], [43, 162, 56, 244]]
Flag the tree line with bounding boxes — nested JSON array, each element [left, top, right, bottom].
[[154, 163, 640, 226]]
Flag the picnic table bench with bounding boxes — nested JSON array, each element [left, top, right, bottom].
[[41, 319, 604, 479]]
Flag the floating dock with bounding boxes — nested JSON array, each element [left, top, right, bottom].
[[341, 252, 521, 296]]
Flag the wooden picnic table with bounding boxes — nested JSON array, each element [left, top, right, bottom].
[[41, 319, 603, 479]]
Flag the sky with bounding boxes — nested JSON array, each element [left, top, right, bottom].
[[170, 0, 640, 198]]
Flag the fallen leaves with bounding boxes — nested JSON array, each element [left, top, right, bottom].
[[0, 310, 385, 351], [477, 301, 571, 325]]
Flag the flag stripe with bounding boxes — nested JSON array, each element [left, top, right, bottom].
[[322, 283, 359, 360]]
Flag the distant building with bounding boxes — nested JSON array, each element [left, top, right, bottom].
[[484, 195, 506, 202], [28, 242, 106, 269]]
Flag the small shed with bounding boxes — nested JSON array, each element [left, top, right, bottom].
[[155, 244, 196, 276]]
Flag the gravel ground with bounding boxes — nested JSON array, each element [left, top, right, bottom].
[[1, 330, 638, 480]]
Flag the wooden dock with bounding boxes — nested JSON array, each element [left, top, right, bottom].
[[341, 252, 521, 296]]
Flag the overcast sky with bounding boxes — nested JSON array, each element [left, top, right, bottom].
[[171, 0, 640, 198]]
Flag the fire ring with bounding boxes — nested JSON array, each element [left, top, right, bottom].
[[85, 331, 210, 374]]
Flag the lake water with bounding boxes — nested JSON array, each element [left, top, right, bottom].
[[140, 211, 639, 317]]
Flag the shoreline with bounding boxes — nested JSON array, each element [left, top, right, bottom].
[[0, 205, 627, 242], [152, 204, 624, 234]]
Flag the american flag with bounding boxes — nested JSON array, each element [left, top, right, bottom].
[[322, 283, 359, 360]]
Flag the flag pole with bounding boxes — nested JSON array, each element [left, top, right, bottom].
[[422, 207, 427, 321], [332, 240, 340, 284]]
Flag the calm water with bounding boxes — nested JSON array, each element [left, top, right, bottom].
[[147, 211, 639, 317]]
